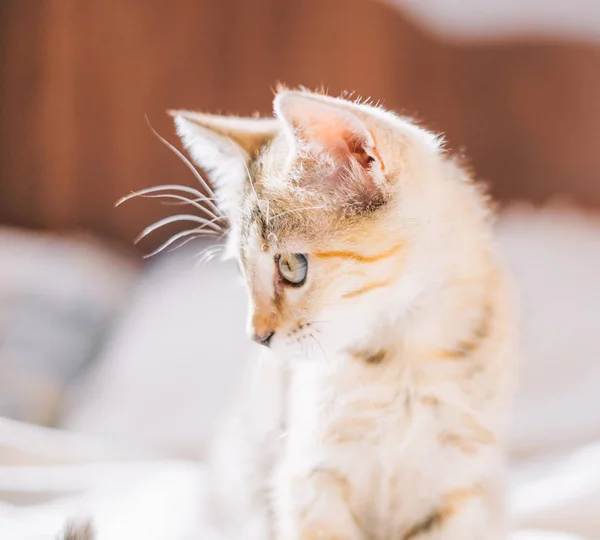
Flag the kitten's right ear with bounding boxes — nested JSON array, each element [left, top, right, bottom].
[[169, 110, 278, 217]]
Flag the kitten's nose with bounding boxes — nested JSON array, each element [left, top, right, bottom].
[[252, 331, 274, 347]]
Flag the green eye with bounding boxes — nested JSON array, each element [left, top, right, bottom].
[[277, 254, 308, 286]]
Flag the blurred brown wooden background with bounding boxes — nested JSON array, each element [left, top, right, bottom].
[[1, 0, 600, 249]]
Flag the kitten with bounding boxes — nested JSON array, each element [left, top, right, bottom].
[[172, 89, 517, 540]]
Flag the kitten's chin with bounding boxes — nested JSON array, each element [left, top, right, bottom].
[[269, 339, 309, 363], [268, 330, 346, 366]]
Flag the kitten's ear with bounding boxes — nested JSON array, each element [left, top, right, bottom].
[[170, 111, 278, 216], [274, 91, 385, 178]]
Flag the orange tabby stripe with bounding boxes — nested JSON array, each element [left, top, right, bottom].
[[402, 486, 484, 540], [441, 486, 485, 518], [428, 348, 471, 360], [438, 432, 480, 455], [427, 339, 483, 360], [463, 414, 496, 444], [342, 278, 394, 299], [314, 243, 404, 263], [419, 395, 441, 407]]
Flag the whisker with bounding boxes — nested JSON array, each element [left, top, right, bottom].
[[193, 243, 224, 260], [166, 236, 207, 254], [141, 193, 222, 222], [204, 251, 219, 264], [195, 243, 225, 262], [159, 196, 218, 206], [142, 227, 220, 258], [203, 244, 223, 255], [310, 334, 331, 372], [195, 244, 226, 267], [167, 233, 202, 253], [116, 184, 208, 206], [135, 214, 223, 244], [145, 115, 222, 217], [167, 235, 220, 253]]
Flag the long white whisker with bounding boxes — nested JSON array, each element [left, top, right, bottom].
[[145, 116, 221, 216], [193, 243, 224, 260], [195, 244, 225, 267], [159, 196, 219, 206], [310, 334, 332, 373], [202, 245, 225, 260], [135, 214, 223, 243], [141, 193, 222, 221], [116, 185, 207, 206], [143, 227, 220, 258], [204, 251, 219, 264], [200, 245, 224, 260], [167, 235, 219, 253]]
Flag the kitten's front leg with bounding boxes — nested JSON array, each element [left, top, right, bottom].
[[273, 466, 364, 540], [400, 482, 507, 540]]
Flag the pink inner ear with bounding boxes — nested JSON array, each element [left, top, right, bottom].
[[308, 123, 375, 169], [278, 93, 378, 170], [309, 121, 350, 156], [275, 93, 386, 210]]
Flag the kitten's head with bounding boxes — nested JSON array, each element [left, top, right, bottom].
[[173, 90, 458, 356]]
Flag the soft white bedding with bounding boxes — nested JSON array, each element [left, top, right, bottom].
[[1, 205, 599, 539], [0, 418, 599, 539]]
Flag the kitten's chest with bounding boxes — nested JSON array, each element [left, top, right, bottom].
[[284, 359, 415, 455], [282, 361, 448, 535]]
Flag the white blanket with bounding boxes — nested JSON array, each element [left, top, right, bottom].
[[0, 418, 599, 540]]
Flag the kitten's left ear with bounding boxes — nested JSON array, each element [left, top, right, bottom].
[[170, 110, 279, 218], [171, 111, 278, 158], [274, 91, 386, 179]]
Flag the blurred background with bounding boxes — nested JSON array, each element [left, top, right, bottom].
[[1, 1, 600, 537]]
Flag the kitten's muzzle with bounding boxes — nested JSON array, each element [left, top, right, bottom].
[[252, 330, 275, 347]]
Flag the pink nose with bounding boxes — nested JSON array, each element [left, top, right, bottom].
[[252, 331, 275, 347]]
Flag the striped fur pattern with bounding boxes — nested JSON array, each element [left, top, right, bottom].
[[173, 89, 517, 540]]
